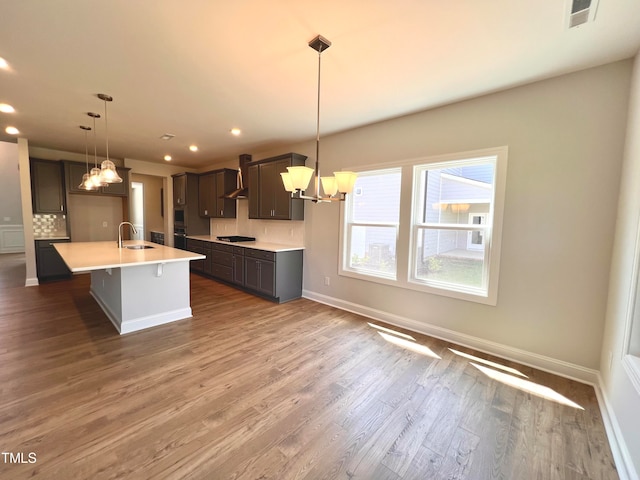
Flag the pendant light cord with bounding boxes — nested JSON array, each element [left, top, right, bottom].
[[315, 46, 322, 199], [92, 115, 98, 168], [103, 98, 109, 162]]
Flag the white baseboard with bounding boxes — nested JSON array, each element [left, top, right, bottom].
[[302, 290, 599, 385], [90, 288, 192, 335], [25, 277, 39, 287], [594, 375, 639, 480]]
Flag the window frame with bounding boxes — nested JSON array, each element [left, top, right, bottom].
[[339, 146, 508, 305], [339, 167, 402, 282]]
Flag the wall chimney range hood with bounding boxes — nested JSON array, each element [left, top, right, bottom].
[[225, 153, 251, 199]]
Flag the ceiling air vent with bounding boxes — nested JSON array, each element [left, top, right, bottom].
[[568, 0, 599, 28]]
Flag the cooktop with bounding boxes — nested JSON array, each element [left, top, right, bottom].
[[216, 235, 256, 243]]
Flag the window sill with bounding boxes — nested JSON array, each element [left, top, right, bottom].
[[338, 269, 497, 306]]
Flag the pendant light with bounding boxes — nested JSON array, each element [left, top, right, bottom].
[[87, 112, 107, 188], [280, 35, 357, 202], [78, 125, 97, 191], [97, 93, 123, 184]]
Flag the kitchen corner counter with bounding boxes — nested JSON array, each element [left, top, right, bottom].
[[186, 235, 304, 252]]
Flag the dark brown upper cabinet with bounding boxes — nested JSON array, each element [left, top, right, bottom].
[[248, 153, 307, 221]]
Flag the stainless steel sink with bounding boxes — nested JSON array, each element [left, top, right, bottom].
[[124, 245, 154, 250]]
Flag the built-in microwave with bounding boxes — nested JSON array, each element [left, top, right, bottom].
[[174, 208, 185, 225]]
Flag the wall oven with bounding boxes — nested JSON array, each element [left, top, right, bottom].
[[174, 208, 185, 226], [174, 227, 187, 250]]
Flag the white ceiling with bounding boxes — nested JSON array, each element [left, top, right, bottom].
[[1, 0, 639, 168]]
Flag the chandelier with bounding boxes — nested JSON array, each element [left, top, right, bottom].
[[280, 35, 357, 202]]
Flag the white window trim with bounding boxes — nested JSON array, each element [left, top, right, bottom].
[[621, 207, 640, 395], [339, 146, 508, 306]]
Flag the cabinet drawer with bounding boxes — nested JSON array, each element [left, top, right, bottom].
[[212, 264, 233, 282], [212, 242, 234, 253], [212, 250, 233, 267], [233, 246, 245, 255], [245, 248, 275, 261]]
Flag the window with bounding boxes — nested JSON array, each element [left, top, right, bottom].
[[410, 158, 498, 300], [339, 147, 507, 305], [341, 168, 401, 279]]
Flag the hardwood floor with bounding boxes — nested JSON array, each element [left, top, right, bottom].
[[0, 253, 618, 479]]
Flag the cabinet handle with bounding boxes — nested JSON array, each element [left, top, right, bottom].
[[204, 210, 208, 215], [220, 209, 223, 216], [60, 205, 63, 212]]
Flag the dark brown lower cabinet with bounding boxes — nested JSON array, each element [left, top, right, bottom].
[[35, 239, 71, 282], [195, 240, 302, 303]]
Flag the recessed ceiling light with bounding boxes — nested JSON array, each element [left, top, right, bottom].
[[230, 128, 241, 136], [164, 155, 172, 161], [189, 145, 198, 152], [5, 126, 20, 135], [0, 103, 15, 113], [160, 133, 175, 141], [0, 58, 8, 70]]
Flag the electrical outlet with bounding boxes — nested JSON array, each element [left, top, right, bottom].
[[263, 227, 267, 235], [324, 276, 330, 286], [102, 221, 108, 228], [3, 216, 10, 222]]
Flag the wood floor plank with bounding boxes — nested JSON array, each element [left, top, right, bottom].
[[0, 254, 619, 479]]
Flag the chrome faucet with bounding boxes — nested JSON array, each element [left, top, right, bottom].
[[118, 222, 138, 248]]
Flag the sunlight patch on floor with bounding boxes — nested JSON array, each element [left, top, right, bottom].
[[470, 362, 584, 409], [378, 332, 441, 359], [367, 322, 416, 341], [449, 348, 528, 378]]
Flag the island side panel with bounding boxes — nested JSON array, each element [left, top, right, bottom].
[[90, 268, 124, 333], [119, 262, 193, 334], [89, 262, 193, 334]]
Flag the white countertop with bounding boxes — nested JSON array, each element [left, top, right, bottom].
[[186, 235, 304, 252], [54, 240, 205, 273]]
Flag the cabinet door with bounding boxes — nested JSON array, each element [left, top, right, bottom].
[[66, 162, 99, 195], [36, 240, 71, 280], [198, 174, 214, 217], [258, 162, 278, 218], [244, 257, 260, 291], [232, 254, 244, 286], [203, 246, 212, 275], [271, 158, 293, 219], [101, 168, 129, 196], [247, 154, 305, 220], [244, 258, 275, 296], [248, 164, 259, 219], [258, 260, 276, 296], [173, 175, 187, 206], [32, 160, 66, 213]]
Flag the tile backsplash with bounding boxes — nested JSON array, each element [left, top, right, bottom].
[[33, 214, 68, 238]]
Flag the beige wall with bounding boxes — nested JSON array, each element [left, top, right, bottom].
[[67, 195, 124, 242], [0, 141, 22, 226], [600, 52, 640, 478], [246, 60, 631, 377]]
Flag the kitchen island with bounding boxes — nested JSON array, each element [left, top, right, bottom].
[[54, 240, 205, 334]]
